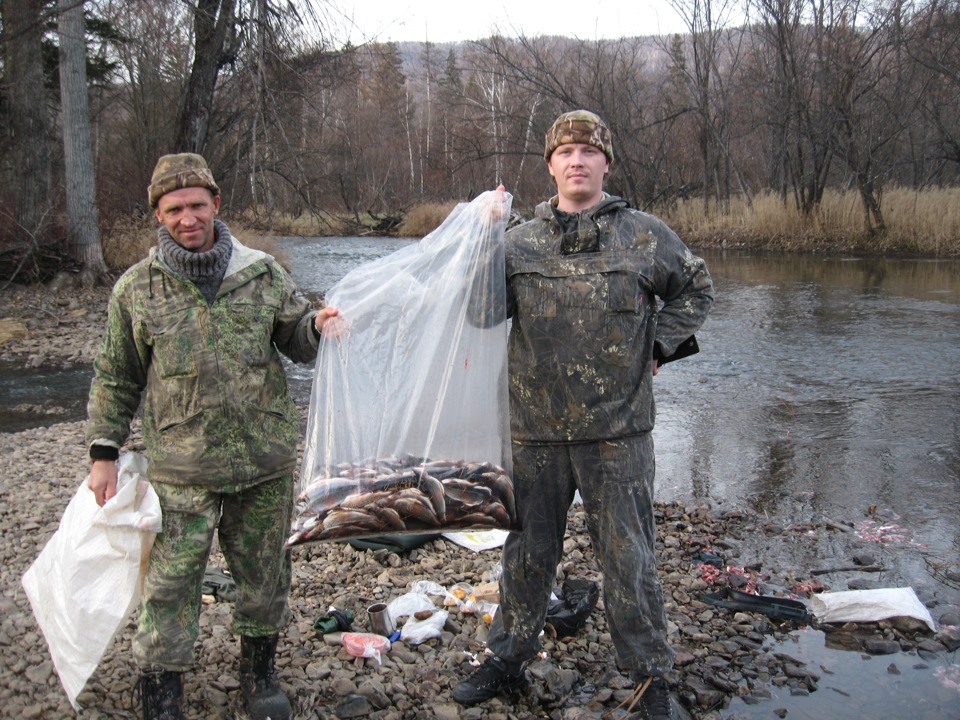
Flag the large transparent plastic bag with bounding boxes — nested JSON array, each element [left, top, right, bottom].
[[289, 190, 514, 547]]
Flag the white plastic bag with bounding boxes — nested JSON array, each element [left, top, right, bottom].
[[442, 529, 509, 552], [810, 587, 936, 632], [289, 190, 516, 546], [21, 452, 162, 709], [399, 609, 449, 645], [387, 590, 439, 621]]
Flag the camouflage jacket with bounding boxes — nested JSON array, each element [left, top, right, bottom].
[[505, 194, 714, 443], [86, 237, 319, 492]]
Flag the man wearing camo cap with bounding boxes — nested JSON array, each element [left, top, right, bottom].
[[85, 153, 339, 720], [453, 111, 714, 720]]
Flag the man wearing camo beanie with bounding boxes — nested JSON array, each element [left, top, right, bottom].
[[85, 152, 339, 720], [452, 112, 715, 720]]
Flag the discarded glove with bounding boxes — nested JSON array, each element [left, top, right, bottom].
[[314, 608, 355, 635]]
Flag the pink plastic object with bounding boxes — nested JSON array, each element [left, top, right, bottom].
[[342, 631, 391, 662]]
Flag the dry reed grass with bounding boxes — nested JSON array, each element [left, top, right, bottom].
[[660, 187, 960, 256], [396, 201, 459, 237], [98, 187, 959, 276]]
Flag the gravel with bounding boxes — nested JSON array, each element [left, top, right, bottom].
[[1, 281, 957, 720]]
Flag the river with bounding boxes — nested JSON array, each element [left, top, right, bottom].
[[275, 237, 960, 719], [3, 237, 958, 718], [277, 240, 960, 575]]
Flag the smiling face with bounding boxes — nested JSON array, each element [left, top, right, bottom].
[[154, 186, 221, 253], [547, 142, 610, 213]]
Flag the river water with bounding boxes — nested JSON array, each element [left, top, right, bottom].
[[4, 237, 958, 718], [275, 238, 960, 719], [277, 240, 960, 563]]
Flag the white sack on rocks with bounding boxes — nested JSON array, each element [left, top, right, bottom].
[[21, 452, 161, 709], [810, 587, 936, 632]]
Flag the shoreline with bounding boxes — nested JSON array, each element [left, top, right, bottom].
[[1, 273, 958, 719]]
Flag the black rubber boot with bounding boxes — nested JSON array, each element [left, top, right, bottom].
[[137, 669, 185, 720], [239, 634, 291, 720], [629, 676, 676, 720], [452, 656, 527, 706]]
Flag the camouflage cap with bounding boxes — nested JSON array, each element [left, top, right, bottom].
[[148, 153, 221, 208], [544, 110, 614, 164]]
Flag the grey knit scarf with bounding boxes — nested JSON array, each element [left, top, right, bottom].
[[158, 219, 233, 304]]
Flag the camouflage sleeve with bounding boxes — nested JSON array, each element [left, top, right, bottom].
[[465, 241, 508, 329], [269, 260, 320, 364], [85, 285, 149, 450], [652, 223, 715, 358]]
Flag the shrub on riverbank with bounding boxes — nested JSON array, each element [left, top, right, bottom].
[[396, 201, 459, 237]]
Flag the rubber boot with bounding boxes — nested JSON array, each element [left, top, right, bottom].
[[452, 656, 527, 706], [137, 669, 185, 720], [239, 634, 291, 720]]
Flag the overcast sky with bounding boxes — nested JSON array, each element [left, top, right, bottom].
[[331, 0, 692, 44]]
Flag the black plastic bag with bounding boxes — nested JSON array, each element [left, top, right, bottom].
[[545, 578, 600, 636], [344, 533, 438, 553]]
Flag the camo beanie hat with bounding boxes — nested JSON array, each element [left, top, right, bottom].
[[544, 110, 614, 164], [148, 153, 221, 208]]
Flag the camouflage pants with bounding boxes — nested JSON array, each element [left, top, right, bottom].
[[133, 475, 294, 671], [487, 434, 675, 676]]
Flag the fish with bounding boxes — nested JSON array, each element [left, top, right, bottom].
[[322, 509, 383, 532], [288, 455, 518, 548], [416, 471, 447, 518], [340, 490, 394, 509], [369, 505, 407, 531], [476, 471, 516, 521], [388, 494, 441, 527], [443, 483, 492, 507], [297, 477, 362, 511]]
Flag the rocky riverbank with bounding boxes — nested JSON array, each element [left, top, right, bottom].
[[1, 282, 958, 720]]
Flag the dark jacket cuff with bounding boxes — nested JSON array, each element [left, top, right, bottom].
[[90, 444, 120, 461], [654, 335, 700, 365]]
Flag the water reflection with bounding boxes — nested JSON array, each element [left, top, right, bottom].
[[0, 361, 91, 432], [725, 626, 958, 720], [654, 249, 960, 604]]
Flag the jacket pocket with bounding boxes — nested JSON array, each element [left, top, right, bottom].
[[600, 271, 646, 366], [146, 308, 199, 378], [220, 302, 278, 368]]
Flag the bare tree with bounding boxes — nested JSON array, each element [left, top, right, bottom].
[[750, 0, 836, 214], [904, 0, 960, 184], [2, 0, 53, 267], [667, 0, 750, 211], [96, 0, 192, 212], [58, 0, 109, 285], [175, 0, 238, 153]]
